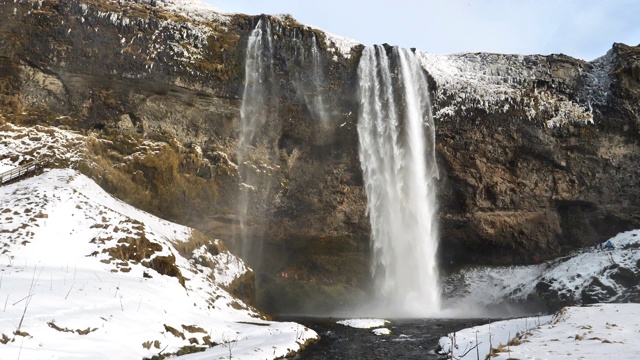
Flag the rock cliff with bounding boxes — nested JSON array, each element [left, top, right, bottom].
[[1, 0, 638, 313], [424, 46, 640, 266]]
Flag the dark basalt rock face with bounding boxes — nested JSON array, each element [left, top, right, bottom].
[[435, 46, 640, 268], [1, 0, 639, 313], [432, 46, 640, 266]]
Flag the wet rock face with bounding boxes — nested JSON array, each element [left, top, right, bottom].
[[1, 0, 640, 312]]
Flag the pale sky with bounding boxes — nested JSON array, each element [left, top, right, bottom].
[[203, 0, 640, 61]]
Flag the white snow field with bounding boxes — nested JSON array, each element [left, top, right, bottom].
[[439, 303, 640, 360], [440, 229, 640, 360], [0, 169, 317, 359]]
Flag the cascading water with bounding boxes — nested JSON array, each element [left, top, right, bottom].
[[291, 31, 329, 124], [236, 18, 274, 262], [236, 20, 327, 268], [357, 45, 441, 317], [239, 18, 273, 153], [305, 33, 329, 124]]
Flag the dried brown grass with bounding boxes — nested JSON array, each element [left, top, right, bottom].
[[146, 255, 185, 287], [173, 230, 224, 261], [80, 133, 221, 224]]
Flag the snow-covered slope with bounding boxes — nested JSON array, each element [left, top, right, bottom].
[[0, 122, 86, 173], [445, 230, 640, 310], [0, 169, 317, 359]]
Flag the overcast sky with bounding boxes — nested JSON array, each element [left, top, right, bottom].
[[203, 0, 639, 61]]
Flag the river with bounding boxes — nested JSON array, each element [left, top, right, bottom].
[[279, 316, 493, 360]]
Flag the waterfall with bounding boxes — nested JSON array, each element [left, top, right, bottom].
[[239, 18, 273, 154], [357, 45, 441, 317], [236, 18, 274, 262], [292, 31, 329, 124], [306, 33, 329, 124]]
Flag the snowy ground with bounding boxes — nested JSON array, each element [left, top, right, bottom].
[[439, 304, 640, 359], [0, 122, 86, 174], [444, 229, 640, 311], [440, 228, 640, 359], [0, 169, 317, 359]]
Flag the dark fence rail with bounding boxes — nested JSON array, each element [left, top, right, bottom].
[[0, 158, 46, 185]]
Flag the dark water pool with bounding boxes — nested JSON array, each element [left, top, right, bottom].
[[278, 317, 493, 360]]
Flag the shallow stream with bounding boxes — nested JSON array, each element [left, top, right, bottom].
[[280, 317, 493, 360]]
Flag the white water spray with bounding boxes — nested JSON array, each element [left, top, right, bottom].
[[306, 33, 329, 124], [292, 31, 329, 124], [239, 18, 273, 153], [236, 19, 274, 261], [357, 45, 441, 317]]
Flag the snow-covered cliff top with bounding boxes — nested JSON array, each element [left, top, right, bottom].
[[418, 49, 615, 127], [114, 0, 228, 23], [142, 0, 361, 59]]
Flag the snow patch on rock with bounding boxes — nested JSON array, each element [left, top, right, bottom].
[[0, 122, 86, 172], [372, 327, 391, 336], [337, 318, 389, 329], [416, 51, 604, 128], [321, 31, 360, 60]]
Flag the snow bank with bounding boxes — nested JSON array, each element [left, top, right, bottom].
[[438, 314, 553, 359], [0, 169, 317, 359], [446, 229, 640, 309], [440, 304, 640, 360]]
